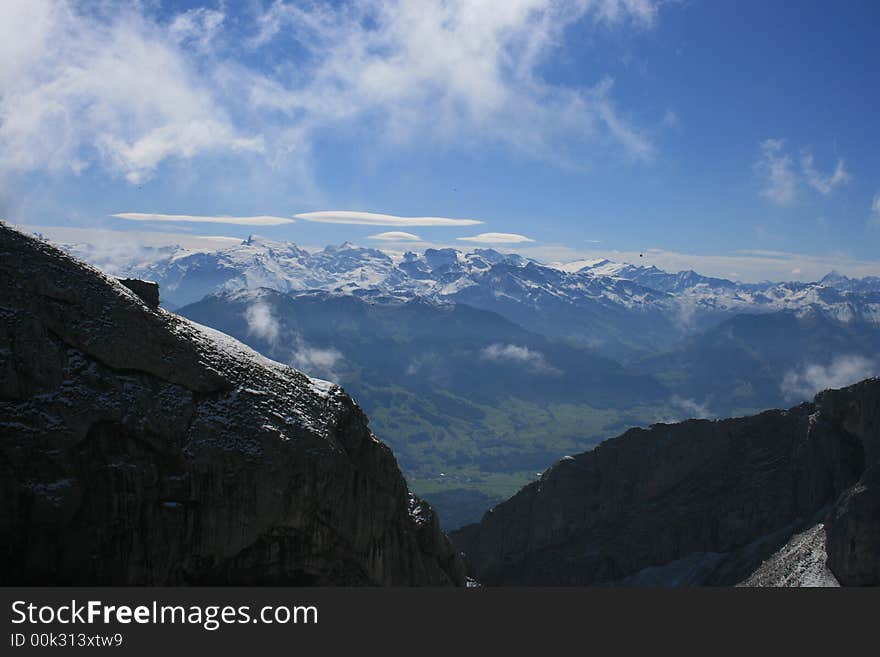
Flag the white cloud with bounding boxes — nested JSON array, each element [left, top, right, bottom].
[[480, 343, 561, 375], [23, 220, 880, 285], [113, 213, 294, 226], [0, 0, 667, 189], [14, 223, 241, 277], [801, 151, 850, 195], [456, 232, 535, 244], [870, 193, 880, 227], [242, 298, 344, 379], [0, 1, 263, 183], [368, 231, 422, 241], [528, 243, 880, 282], [296, 210, 482, 226], [756, 139, 797, 206], [781, 356, 878, 401], [17, 224, 242, 251], [290, 341, 344, 381], [662, 108, 680, 129], [596, 0, 659, 25], [244, 302, 281, 345], [671, 396, 713, 420], [239, 0, 660, 164], [755, 139, 852, 206], [168, 8, 225, 51]]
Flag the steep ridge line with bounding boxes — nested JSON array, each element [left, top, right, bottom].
[[0, 221, 465, 586], [452, 378, 880, 586]]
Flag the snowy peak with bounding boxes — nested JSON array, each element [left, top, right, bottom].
[[322, 240, 361, 252], [820, 270, 855, 290], [60, 235, 880, 331]]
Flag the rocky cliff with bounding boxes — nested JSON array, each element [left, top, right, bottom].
[[0, 222, 465, 585], [452, 378, 880, 586]]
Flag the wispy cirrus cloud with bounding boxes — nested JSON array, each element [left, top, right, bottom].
[[456, 232, 535, 244], [801, 150, 850, 195], [112, 213, 294, 226], [870, 193, 880, 227], [296, 210, 482, 227], [755, 139, 850, 205], [243, 1, 659, 163], [755, 139, 798, 206], [168, 7, 225, 52]]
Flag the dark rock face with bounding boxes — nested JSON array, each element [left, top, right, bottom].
[[118, 278, 160, 308], [0, 222, 465, 586], [826, 464, 880, 585], [452, 378, 880, 586], [807, 381, 880, 586]]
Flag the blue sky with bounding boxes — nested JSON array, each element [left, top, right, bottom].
[[2, 0, 879, 281]]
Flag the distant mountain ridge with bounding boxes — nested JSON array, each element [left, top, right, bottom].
[[62, 235, 880, 360], [58, 233, 880, 531]]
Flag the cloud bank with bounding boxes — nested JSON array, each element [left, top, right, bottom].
[[781, 355, 877, 401], [0, 0, 263, 183], [533, 243, 880, 282], [0, 1, 664, 185], [296, 211, 482, 227], [113, 212, 295, 226], [20, 224, 241, 251]]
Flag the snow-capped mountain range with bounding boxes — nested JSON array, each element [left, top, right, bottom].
[[63, 234, 880, 357]]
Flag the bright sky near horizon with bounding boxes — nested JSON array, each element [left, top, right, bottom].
[[2, 0, 879, 282]]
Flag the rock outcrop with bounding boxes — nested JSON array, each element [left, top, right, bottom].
[[117, 278, 160, 308], [737, 518, 839, 587], [452, 378, 880, 586], [0, 222, 465, 586]]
